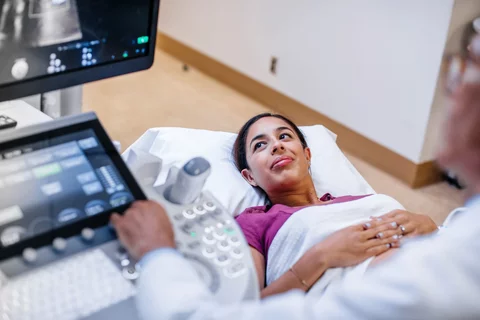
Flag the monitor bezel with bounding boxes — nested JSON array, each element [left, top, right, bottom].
[[0, 112, 147, 261], [0, 0, 160, 103]]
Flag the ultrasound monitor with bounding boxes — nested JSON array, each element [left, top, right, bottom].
[[0, 0, 159, 102]]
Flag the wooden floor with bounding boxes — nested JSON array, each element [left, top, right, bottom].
[[83, 48, 466, 225]]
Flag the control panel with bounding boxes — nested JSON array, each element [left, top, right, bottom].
[[127, 150, 260, 303]]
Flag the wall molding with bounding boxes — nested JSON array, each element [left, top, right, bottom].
[[157, 32, 443, 188]]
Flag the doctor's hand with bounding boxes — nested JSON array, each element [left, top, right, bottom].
[[370, 210, 438, 239], [110, 200, 176, 261]]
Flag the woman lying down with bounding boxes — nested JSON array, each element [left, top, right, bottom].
[[232, 113, 438, 299]]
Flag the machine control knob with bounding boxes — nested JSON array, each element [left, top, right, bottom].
[[52, 237, 67, 252], [22, 248, 37, 263], [81, 228, 95, 242], [11, 59, 29, 80], [122, 265, 140, 280]]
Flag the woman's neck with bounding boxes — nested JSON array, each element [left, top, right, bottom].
[[268, 181, 321, 208]]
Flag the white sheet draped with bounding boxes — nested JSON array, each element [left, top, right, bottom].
[[266, 194, 405, 297]]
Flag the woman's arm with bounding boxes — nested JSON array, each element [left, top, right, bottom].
[[257, 244, 328, 299], [255, 222, 402, 299], [249, 247, 265, 290]]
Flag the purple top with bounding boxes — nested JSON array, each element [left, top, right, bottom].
[[234, 193, 371, 263]]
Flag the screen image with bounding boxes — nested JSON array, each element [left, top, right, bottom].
[[0, 0, 153, 86], [0, 129, 135, 248]]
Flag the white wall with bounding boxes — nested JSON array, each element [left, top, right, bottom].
[[420, 0, 480, 162], [159, 0, 454, 163]]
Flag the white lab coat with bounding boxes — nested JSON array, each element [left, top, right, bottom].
[[136, 196, 480, 320]]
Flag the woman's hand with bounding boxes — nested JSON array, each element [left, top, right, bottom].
[[315, 221, 402, 268], [370, 210, 438, 238]]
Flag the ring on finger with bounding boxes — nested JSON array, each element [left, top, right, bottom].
[[400, 225, 406, 235]]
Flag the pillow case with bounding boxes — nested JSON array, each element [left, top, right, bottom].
[[123, 125, 375, 216]]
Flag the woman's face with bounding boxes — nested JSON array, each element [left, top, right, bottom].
[[241, 117, 312, 194]]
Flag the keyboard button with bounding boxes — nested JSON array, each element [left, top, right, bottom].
[[202, 246, 216, 258], [230, 247, 244, 259], [182, 209, 196, 219], [81, 228, 95, 242], [181, 222, 195, 234], [217, 240, 230, 252], [213, 230, 226, 240], [122, 265, 139, 280], [52, 237, 67, 253], [202, 233, 216, 245], [120, 259, 130, 267], [204, 201, 216, 211], [174, 213, 184, 221], [204, 226, 213, 234], [193, 205, 207, 215], [22, 248, 37, 264], [228, 236, 241, 247], [214, 254, 230, 266]]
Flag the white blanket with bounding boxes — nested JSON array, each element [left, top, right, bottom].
[[266, 194, 404, 297]]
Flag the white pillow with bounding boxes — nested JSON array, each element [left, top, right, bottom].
[[123, 125, 375, 216]]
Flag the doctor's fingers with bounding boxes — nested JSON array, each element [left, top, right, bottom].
[[112, 208, 145, 239], [110, 213, 135, 245], [123, 207, 146, 228]]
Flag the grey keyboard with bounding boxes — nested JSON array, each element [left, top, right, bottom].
[[0, 249, 136, 320]]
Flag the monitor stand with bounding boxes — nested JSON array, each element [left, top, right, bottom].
[[40, 85, 83, 118], [0, 85, 83, 126]]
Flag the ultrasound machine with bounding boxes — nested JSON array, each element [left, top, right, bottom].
[[0, 1, 260, 319]]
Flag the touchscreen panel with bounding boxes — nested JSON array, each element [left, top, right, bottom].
[[0, 128, 135, 248]]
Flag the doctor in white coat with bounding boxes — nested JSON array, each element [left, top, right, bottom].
[[110, 39, 480, 319]]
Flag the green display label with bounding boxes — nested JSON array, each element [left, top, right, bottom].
[[137, 36, 149, 44], [33, 163, 62, 179]]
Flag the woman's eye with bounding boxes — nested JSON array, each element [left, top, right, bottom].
[[254, 142, 264, 151], [280, 133, 291, 139]]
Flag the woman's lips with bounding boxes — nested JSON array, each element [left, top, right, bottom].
[[271, 157, 293, 170]]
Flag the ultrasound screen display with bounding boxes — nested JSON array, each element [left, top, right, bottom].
[[0, 129, 135, 248], [0, 0, 153, 87]]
